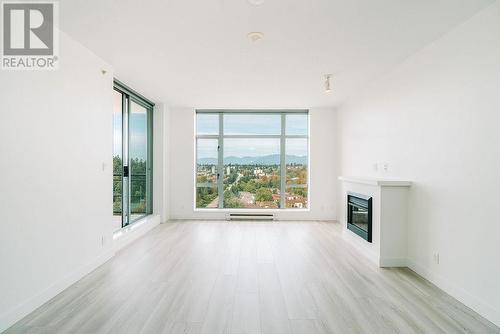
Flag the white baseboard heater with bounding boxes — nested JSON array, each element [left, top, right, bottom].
[[226, 213, 275, 221]]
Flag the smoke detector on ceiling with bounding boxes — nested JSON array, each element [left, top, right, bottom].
[[248, 32, 264, 43]]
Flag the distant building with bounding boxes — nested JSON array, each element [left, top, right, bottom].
[[256, 201, 279, 209], [286, 194, 306, 209], [253, 168, 265, 177]]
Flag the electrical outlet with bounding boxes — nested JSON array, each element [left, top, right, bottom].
[[433, 252, 440, 264], [382, 163, 389, 172]]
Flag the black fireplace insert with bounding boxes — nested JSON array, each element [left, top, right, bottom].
[[347, 192, 372, 242]]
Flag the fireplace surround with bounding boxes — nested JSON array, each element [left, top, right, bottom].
[[339, 176, 411, 267]]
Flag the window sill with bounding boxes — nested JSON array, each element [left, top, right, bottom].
[[193, 208, 310, 213]]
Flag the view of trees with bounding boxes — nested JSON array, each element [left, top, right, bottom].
[[196, 186, 218, 208], [196, 163, 307, 209], [286, 164, 308, 185], [113, 156, 148, 215], [223, 190, 243, 208], [256, 188, 273, 202]]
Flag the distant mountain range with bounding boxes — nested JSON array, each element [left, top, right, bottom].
[[198, 154, 307, 165]]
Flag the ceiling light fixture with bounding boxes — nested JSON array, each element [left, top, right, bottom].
[[247, 0, 265, 5], [247, 32, 264, 43], [324, 74, 333, 93]]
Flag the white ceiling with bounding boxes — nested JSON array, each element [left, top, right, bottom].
[[60, 0, 493, 108]]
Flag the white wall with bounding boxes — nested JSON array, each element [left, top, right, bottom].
[[168, 108, 337, 221], [337, 1, 500, 326], [0, 32, 114, 331], [153, 103, 170, 222]]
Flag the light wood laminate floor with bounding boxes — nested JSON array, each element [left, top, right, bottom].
[[6, 221, 499, 334]]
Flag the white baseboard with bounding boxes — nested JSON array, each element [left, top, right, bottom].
[[0, 248, 114, 332], [408, 259, 500, 327], [379, 257, 407, 267], [113, 214, 161, 252]]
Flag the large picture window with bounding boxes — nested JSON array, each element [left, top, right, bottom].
[[196, 111, 309, 209]]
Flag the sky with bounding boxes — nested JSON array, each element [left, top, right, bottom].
[[113, 93, 148, 160], [197, 113, 308, 158], [197, 113, 308, 136], [113, 111, 308, 160]]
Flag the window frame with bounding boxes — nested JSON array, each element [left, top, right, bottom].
[[114, 79, 154, 227], [194, 110, 309, 211]]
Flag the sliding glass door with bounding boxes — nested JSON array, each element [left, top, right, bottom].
[[113, 81, 153, 231]]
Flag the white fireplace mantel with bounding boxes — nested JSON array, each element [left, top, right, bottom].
[[338, 176, 412, 187], [338, 176, 412, 268]]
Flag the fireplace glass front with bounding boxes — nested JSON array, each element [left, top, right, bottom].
[[347, 193, 372, 242]]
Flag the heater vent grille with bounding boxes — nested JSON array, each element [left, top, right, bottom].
[[226, 213, 275, 221]]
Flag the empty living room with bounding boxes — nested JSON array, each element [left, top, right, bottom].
[[1, 0, 500, 333]]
